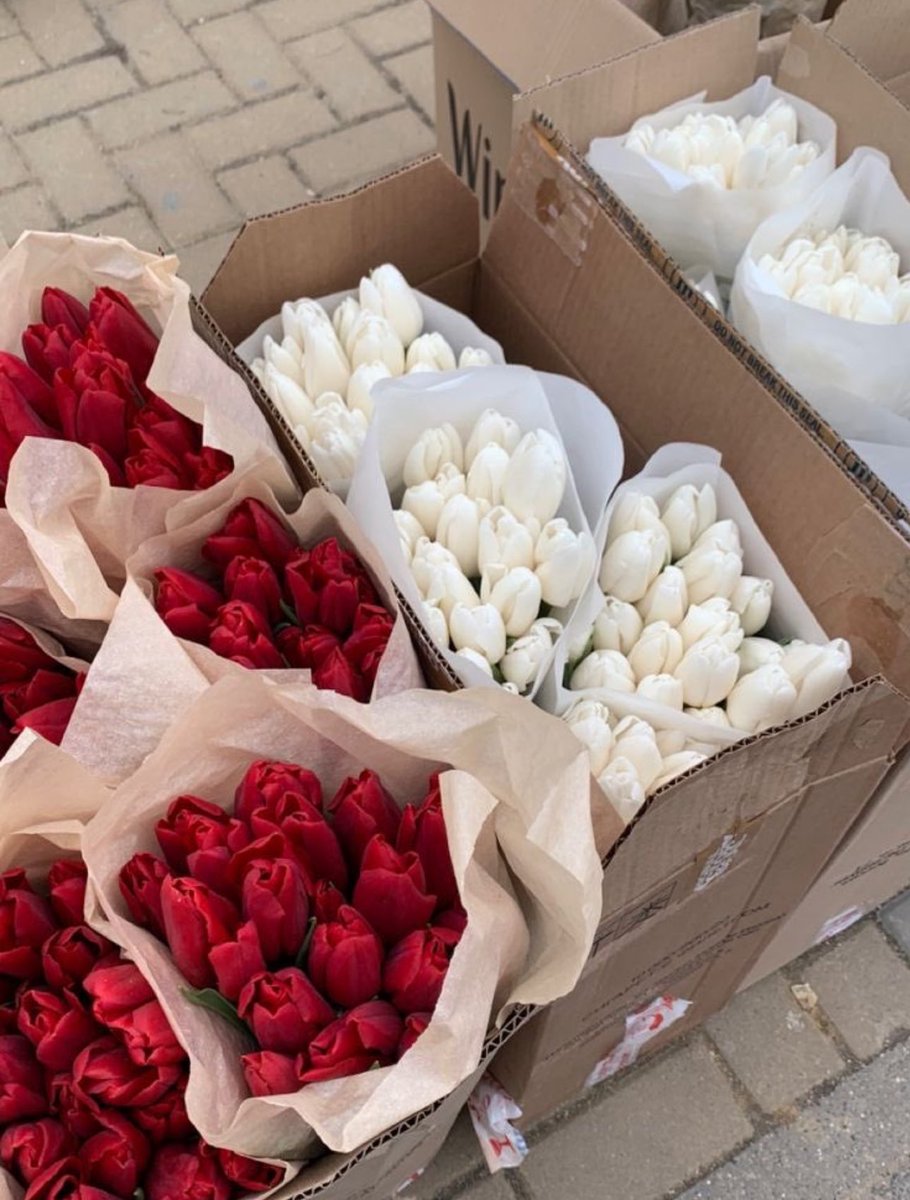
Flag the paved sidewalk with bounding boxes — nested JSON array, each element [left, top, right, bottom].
[[0, 0, 436, 289]]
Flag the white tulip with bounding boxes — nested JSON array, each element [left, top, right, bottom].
[[660, 483, 717, 558], [437, 494, 488, 577], [394, 510, 425, 562], [309, 391, 367, 439], [480, 564, 542, 637], [684, 705, 731, 728], [501, 618, 561, 692], [781, 638, 851, 718], [262, 334, 304, 384], [607, 492, 671, 559], [677, 543, 742, 604], [410, 538, 460, 594], [628, 620, 684, 679], [263, 363, 314, 427], [405, 331, 456, 372], [332, 296, 362, 352], [563, 697, 614, 775], [422, 601, 449, 651], [653, 750, 708, 790], [738, 636, 784, 675], [349, 313, 405, 375], [294, 298, 334, 333], [465, 409, 522, 466], [637, 673, 684, 709], [599, 529, 666, 603], [611, 716, 663, 792], [477, 507, 536, 573], [360, 264, 424, 345], [454, 648, 493, 679], [637, 565, 688, 627], [501, 429, 567, 525], [449, 602, 506, 664], [655, 728, 687, 757], [692, 519, 743, 557], [459, 346, 494, 368], [422, 561, 481, 619], [534, 520, 596, 609], [730, 576, 774, 636], [570, 649, 635, 693], [597, 756, 646, 823], [347, 361, 391, 418], [678, 599, 743, 652], [403, 424, 464, 487], [593, 597, 643, 655], [401, 465, 465, 539], [726, 663, 797, 732], [309, 426, 362, 483], [674, 636, 740, 707], [280, 301, 305, 345], [302, 322, 351, 400], [466, 442, 510, 505]]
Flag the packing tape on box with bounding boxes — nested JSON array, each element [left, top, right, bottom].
[[584, 995, 692, 1088], [510, 124, 596, 267], [467, 1073, 529, 1172]]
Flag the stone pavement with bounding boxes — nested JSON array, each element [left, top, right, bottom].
[[411, 892, 910, 1200], [0, 0, 436, 290]]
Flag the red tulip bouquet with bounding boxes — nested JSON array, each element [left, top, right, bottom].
[[84, 672, 601, 1160], [0, 739, 289, 1200], [0, 616, 88, 758], [0, 233, 294, 625], [62, 486, 423, 784]]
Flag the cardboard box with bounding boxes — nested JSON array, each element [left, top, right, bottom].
[[427, 0, 659, 235], [740, 750, 910, 989]]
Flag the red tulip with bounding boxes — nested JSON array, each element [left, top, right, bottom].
[[309, 538, 377, 595], [0, 351, 59, 434], [283, 551, 319, 626], [224, 555, 282, 624], [16, 987, 100, 1072], [398, 1012, 431, 1056], [20, 1155, 121, 1200], [202, 498, 297, 573], [312, 880, 344, 923], [396, 776, 459, 910], [382, 926, 460, 1015], [344, 604, 393, 684], [118, 852, 171, 938], [155, 793, 248, 875], [237, 968, 334, 1055], [123, 443, 186, 490], [41, 925, 116, 991], [132, 394, 198, 458], [208, 920, 268, 1003], [240, 857, 310, 963], [0, 1035, 48, 1123], [0, 874, 58, 981], [208, 601, 284, 670], [12, 694, 79, 745], [241, 1050, 300, 1098], [330, 769, 401, 871], [223, 832, 288, 895], [46, 858, 88, 926], [131, 1081, 192, 1144], [317, 578, 361, 636], [82, 1111, 151, 1197], [46, 1072, 101, 1139], [182, 445, 232, 490], [0, 618, 59, 681], [351, 835, 436, 947], [0, 1118, 75, 1185], [299, 1000, 402, 1084], [1, 666, 76, 725], [308, 905, 383, 1009], [159, 877, 239, 990], [282, 799, 349, 893], [234, 758, 323, 825], [73, 1036, 182, 1108], [312, 646, 368, 702], [87, 287, 159, 383], [275, 624, 340, 670], [42, 288, 90, 340], [84, 962, 155, 1027], [216, 1148, 283, 1193], [154, 568, 223, 643], [117, 998, 186, 1068], [22, 322, 78, 383], [146, 1140, 232, 1200], [435, 907, 468, 935]]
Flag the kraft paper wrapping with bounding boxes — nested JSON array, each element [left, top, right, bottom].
[[83, 674, 603, 1159], [62, 477, 425, 784], [0, 232, 297, 624]]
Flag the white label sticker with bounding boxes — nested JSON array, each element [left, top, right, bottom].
[[694, 833, 746, 893], [467, 1073, 528, 1173], [814, 905, 866, 945], [585, 995, 692, 1087]]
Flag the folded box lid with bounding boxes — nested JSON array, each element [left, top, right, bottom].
[[827, 0, 910, 96], [426, 0, 659, 92]]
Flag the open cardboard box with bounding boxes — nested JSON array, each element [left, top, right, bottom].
[[200, 149, 910, 1130]]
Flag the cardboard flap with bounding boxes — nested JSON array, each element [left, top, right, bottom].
[[201, 156, 480, 346], [828, 0, 910, 90], [426, 0, 658, 91], [515, 8, 760, 144], [777, 19, 910, 194]]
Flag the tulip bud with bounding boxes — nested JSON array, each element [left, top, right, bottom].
[[360, 264, 424, 345], [611, 716, 663, 792], [501, 429, 567, 524], [405, 331, 457, 372], [437, 493, 487, 577], [401, 464, 466, 539], [660, 483, 717, 558], [562, 697, 614, 775], [410, 538, 458, 590], [294, 297, 334, 334], [726, 663, 797, 732], [394, 510, 425, 562], [403, 424, 464, 486], [684, 705, 731, 728], [500, 618, 561, 692], [677, 543, 742, 604], [692, 519, 742, 557], [481, 563, 542, 638], [448, 602, 506, 664], [653, 750, 708, 790], [459, 347, 493, 368], [607, 492, 671, 560], [781, 638, 851, 719], [674, 636, 740, 707], [263, 363, 313, 427], [422, 561, 480, 619], [592, 596, 643, 655], [678, 598, 743, 651], [349, 313, 405, 375], [738, 636, 784, 675], [628, 620, 684, 679], [600, 529, 667, 603], [454, 647, 494, 678], [421, 601, 449, 651], [730, 576, 774, 636], [477, 507, 536, 573], [637, 673, 684, 709], [263, 334, 304, 385], [570, 648, 635, 693], [531, 520, 594, 609], [302, 322, 351, 400], [466, 442, 510, 505], [347, 361, 392, 418], [309, 425, 363, 484], [465, 409, 522, 466], [637, 565, 688, 627], [280, 300, 304, 345], [333, 296, 362, 351], [655, 728, 687, 757], [597, 756, 646, 823]]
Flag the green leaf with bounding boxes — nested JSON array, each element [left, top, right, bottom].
[[295, 916, 318, 969], [279, 600, 299, 625], [182, 987, 249, 1036]]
